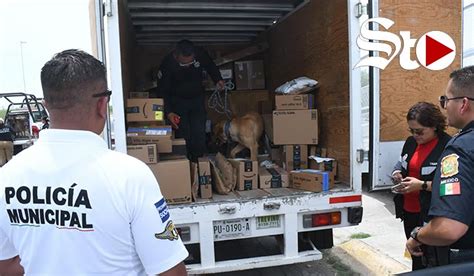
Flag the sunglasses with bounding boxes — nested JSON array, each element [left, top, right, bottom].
[[92, 90, 112, 101], [408, 127, 425, 136], [439, 95, 474, 109]]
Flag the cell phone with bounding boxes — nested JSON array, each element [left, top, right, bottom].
[[391, 183, 405, 193]]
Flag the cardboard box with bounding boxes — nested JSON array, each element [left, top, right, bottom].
[[127, 131, 172, 153], [309, 156, 338, 178], [259, 166, 289, 189], [234, 60, 265, 90], [282, 145, 308, 171], [192, 157, 212, 199], [309, 146, 327, 158], [275, 94, 314, 110], [229, 159, 259, 191], [126, 99, 164, 122], [290, 170, 334, 192], [127, 144, 158, 164], [272, 110, 318, 145], [148, 159, 192, 204], [129, 91, 150, 99]]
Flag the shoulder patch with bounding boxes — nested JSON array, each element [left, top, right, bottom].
[[440, 153, 459, 178], [194, 61, 200, 68], [154, 198, 170, 223], [440, 182, 461, 196], [155, 221, 179, 241], [157, 70, 163, 79]]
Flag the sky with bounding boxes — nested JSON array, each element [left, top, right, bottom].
[[0, 0, 92, 106]]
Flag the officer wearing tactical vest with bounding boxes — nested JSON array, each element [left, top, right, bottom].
[[158, 39, 224, 162], [406, 65, 474, 266], [0, 118, 15, 166]]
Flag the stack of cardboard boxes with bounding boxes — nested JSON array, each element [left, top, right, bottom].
[[125, 95, 212, 204], [263, 92, 337, 192]]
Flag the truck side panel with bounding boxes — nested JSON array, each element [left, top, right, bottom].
[[266, 0, 351, 184]]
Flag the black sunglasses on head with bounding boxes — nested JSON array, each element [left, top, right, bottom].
[[92, 90, 112, 99], [439, 95, 474, 109]]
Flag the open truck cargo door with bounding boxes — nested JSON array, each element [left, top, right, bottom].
[[89, 0, 127, 152], [369, 0, 462, 190]]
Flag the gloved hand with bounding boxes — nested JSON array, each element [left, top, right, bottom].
[[216, 80, 225, 91], [167, 113, 181, 129]]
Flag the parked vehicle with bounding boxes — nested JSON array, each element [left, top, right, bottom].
[[0, 93, 48, 154], [90, 0, 461, 273]]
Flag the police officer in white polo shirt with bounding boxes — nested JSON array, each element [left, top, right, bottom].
[[0, 49, 188, 275]]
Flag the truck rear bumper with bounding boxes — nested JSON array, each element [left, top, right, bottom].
[[187, 248, 322, 274]]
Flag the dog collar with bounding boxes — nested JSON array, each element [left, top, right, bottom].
[[224, 121, 231, 139]]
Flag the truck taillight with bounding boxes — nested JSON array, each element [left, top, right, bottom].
[[32, 125, 40, 138], [176, 226, 191, 242], [303, 212, 341, 228]]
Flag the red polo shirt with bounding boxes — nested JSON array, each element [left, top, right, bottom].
[[404, 137, 438, 213]]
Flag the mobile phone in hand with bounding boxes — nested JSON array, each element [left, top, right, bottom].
[[391, 183, 405, 193]]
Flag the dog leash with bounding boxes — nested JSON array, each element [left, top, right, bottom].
[[208, 80, 234, 119]]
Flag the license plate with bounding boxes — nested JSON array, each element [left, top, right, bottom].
[[256, 215, 281, 229], [213, 218, 251, 240]]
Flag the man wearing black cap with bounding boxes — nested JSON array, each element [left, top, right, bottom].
[[157, 39, 224, 161]]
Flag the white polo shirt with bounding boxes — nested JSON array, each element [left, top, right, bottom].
[[0, 129, 188, 275]]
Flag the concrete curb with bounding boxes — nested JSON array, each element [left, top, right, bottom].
[[331, 239, 410, 276]]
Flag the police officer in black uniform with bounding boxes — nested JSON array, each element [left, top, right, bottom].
[[0, 118, 15, 166], [406, 65, 474, 266], [158, 39, 224, 161]]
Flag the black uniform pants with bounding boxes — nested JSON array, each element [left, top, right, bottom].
[[403, 211, 425, 270], [173, 96, 207, 162]]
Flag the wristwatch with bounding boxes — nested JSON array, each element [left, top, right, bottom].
[[421, 181, 428, 191], [410, 226, 422, 243]]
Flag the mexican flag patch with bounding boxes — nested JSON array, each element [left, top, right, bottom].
[[440, 182, 461, 196]]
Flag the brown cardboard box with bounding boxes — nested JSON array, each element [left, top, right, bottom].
[[282, 145, 308, 171], [228, 159, 259, 191], [234, 60, 265, 90], [309, 146, 327, 158], [129, 91, 150, 99], [259, 166, 289, 189], [272, 110, 318, 145], [275, 94, 314, 110], [127, 132, 172, 153], [126, 99, 164, 122], [127, 144, 158, 164], [148, 159, 192, 204], [309, 156, 338, 178], [192, 157, 212, 199], [290, 170, 334, 192]]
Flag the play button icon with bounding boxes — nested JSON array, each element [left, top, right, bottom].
[[416, 31, 456, 70]]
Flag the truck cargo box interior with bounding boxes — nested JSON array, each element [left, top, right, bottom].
[[118, 0, 352, 188]]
